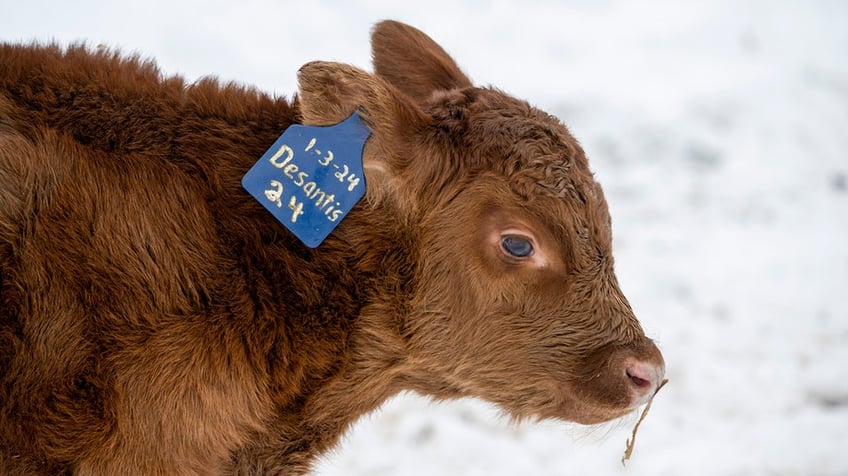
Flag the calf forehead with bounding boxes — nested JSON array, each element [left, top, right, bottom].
[[436, 88, 596, 200], [442, 89, 614, 257]]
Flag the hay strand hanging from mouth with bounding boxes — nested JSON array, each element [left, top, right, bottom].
[[621, 378, 668, 466]]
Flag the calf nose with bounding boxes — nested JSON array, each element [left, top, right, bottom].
[[624, 357, 665, 404]]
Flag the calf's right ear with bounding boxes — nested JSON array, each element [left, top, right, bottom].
[[371, 20, 473, 102]]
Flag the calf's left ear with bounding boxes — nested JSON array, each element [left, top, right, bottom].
[[297, 61, 426, 138], [297, 61, 427, 177]]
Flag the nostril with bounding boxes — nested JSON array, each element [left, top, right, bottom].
[[626, 367, 652, 389], [624, 359, 662, 394]]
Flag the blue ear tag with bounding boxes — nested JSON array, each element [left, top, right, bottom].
[[242, 112, 371, 248]]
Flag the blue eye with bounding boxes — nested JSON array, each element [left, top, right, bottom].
[[501, 236, 534, 257]]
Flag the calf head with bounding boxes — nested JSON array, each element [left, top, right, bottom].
[[297, 21, 664, 425]]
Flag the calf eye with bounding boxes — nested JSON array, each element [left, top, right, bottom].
[[501, 236, 534, 257]]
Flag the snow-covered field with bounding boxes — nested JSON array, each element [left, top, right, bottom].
[[3, 1, 847, 474]]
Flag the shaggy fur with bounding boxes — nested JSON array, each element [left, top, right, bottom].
[[0, 21, 664, 475]]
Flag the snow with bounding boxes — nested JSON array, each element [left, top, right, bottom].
[[3, 0, 847, 474]]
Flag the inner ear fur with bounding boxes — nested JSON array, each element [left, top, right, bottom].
[[297, 60, 425, 128], [297, 61, 427, 205], [371, 20, 473, 103]]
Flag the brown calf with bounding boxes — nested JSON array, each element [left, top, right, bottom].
[[0, 20, 664, 475]]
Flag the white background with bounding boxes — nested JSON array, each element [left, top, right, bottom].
[[3, 1, 847, 474]]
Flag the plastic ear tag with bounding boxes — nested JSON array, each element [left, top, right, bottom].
[[242, 112, 371, 248]]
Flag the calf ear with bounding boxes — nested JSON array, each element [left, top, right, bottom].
[[297, 61, 427, 195], [297, 61, 419, 128], [371, 20, 473, 102]]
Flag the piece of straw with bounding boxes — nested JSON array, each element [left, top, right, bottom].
[[621, 378, 669, 466]]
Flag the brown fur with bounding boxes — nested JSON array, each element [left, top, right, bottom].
[[0, 21, 664, 475]]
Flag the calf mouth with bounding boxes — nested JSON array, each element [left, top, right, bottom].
[[547, 344, 666, 425]]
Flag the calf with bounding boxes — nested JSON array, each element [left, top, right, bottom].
[[0, 20, 665, 475]]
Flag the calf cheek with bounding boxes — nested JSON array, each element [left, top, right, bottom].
[[407, 251, 523, 381], [419, 290, 564, 399]]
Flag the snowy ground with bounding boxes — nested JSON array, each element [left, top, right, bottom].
[[3, 1, 847, 474]]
